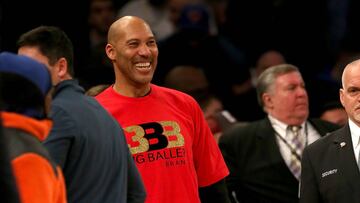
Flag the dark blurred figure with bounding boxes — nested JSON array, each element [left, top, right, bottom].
[[77, 0, 117, 90], [0, 121, 20, 203], [205, 0, 228, 29], [327, 0, 360, 64], [163, 65, 237, 143], [229, 50, 285, 121], [222, 0, 329, 79], [155, 3, 247, 108], [320, 101, 347, 126], [305, 48, 360, 118], [0, 52, 66, 203], [1, 0, 89, 61], [164, 65, 209, 94], [117, 0, 175, 41], [195, 92, 237, 143]]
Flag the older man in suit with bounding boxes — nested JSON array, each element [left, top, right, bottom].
[[219, 64, 339, 203], [300, 59, 360, 203]]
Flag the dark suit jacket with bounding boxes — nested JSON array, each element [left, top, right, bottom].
[[219, 117, 339, 203], [300, 124, 360, 203]]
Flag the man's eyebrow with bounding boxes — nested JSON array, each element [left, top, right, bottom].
[[346, 85, 360, 90]]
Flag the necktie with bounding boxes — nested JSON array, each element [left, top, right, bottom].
[[288, 125, 303, 180]]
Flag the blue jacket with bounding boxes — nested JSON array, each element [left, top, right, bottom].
[[44, 80, 146, 203]]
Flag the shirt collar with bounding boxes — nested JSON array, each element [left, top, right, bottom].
[[268, 115, 306, 137], [269, 115, 287, 132], [348, 118, 360, 147]]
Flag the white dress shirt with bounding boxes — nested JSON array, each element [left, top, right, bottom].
[[348, 119, 360, 164], [268, 115, 321, 167]]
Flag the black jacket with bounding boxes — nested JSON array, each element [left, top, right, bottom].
[[219, 117, 339, 203]]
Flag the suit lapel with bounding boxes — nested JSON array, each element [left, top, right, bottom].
[[332, 125, 360, 192], [255, 118, 280, 157], [256, 118, 297, 179], [255, 118, 276, 140]]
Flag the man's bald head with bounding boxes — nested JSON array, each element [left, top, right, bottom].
[[107, 16, 152, 44], [342, 59, 360, 88], [339, 59, 360, 126]]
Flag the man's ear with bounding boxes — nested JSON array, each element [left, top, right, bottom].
[[339, 88, 345, 107], [262, 93, 273, 109], [57, 57, 68, 78], [105, 43, 115, 60]]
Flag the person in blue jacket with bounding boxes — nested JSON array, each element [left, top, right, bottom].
[[17, 26, 146, 203]]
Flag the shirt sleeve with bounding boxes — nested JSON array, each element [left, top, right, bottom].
[[43, 106, 77, 168], [191, 99, 229, 187]]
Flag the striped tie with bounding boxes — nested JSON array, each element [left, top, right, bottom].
[[288, 125, 303, 180]]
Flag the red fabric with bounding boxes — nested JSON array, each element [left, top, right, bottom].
[[96, 84, 228, 203]]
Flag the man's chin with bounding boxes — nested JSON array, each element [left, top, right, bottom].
[[295, 111, 309, 120]]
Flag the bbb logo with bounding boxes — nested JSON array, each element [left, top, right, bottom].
[[124, 121, 185, 154]]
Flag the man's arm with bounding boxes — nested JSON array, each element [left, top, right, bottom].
[[199, 179, 231, 203], [43, 107, 74, 168]]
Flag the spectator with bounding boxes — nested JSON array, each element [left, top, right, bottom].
[[117, 0, 175, 41], [78, 0, 117, 90], [17, 26, 146, 203], [154, 3, 247, 108], [230, 49, 285, 121], [85, 84, 111, 97], [163, 65, 237, 143], [320, 101, 347, 126], [195, 92, 237, 143], [219, 64, 339, 203], [95, 16, 230, 203], [0, 52, 66, 203], [163, 65, 209, 94]]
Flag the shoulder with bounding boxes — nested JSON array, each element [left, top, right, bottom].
[[95, 86, 112, 101], [219, 119, 267, 145], [152, 84, 198, 105], [224, 118, 268, 135], [4, 128, 59, 175], [306, 125, 345, 153]]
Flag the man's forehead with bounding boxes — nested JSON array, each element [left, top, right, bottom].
[[275, 72, 303, 84], [121, 27, 155, 41]]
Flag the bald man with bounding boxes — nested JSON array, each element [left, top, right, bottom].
[[300, 59, 360, 203], [96, 16, 230, 203]]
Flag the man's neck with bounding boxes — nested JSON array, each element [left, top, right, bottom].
[[113, 82, 151, 98], [268, 113, 307, 126]]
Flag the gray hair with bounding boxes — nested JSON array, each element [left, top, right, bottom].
[[256, 64, 300, 109]]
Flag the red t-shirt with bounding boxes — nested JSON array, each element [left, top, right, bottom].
[[96, 84, 229, 203]]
